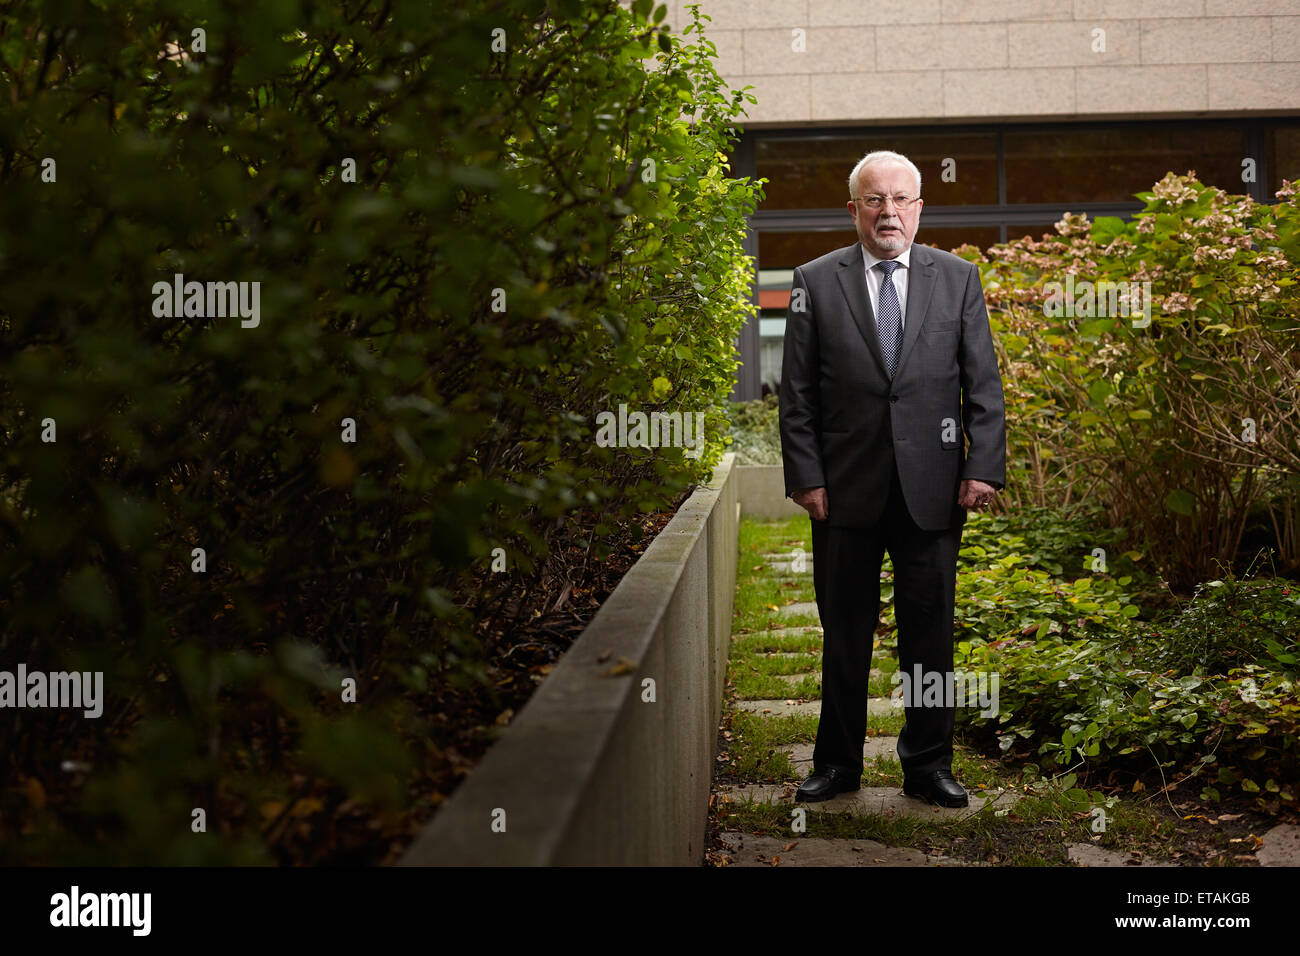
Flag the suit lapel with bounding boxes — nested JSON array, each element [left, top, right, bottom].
[[898, 243, 937, 375], [835, 243, 887, 377], [836, 242, 939, 379]]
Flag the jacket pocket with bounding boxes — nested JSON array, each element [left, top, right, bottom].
[[922, 320, 959, 334]]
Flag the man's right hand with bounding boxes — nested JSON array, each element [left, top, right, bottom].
[[792, 486, 829, 522]]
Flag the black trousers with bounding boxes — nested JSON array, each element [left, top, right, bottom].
[[810, 460, 965, 778]]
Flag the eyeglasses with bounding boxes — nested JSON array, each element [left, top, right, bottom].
[[853, 194, 919, 210]]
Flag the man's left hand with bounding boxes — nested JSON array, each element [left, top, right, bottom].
[[958, 479, 999, 512]]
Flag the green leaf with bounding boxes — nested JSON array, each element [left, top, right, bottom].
[[1087, 380, 1114, 404]]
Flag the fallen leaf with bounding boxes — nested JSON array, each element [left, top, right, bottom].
[[782, 841, 797, 852], [292, 798, 325, 818], [603, 657, 637, 677]]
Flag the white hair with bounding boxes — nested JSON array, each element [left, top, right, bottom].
[[848, 150, 922, 199]]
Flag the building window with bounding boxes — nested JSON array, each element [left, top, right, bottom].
[[733, 119, 1300, 401]]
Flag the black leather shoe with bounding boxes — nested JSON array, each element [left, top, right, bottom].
[[903, 769, 968, 807], [796, 767, 861, 802]]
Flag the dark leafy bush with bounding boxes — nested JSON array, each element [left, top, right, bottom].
[[968, 175, 1300, 588], [726, 394, 780, 465], [951, 506, 1299, 811], [958, 632, 1300, 811], [1132, 572, 1300, 678], [0, 0, 760, 862]]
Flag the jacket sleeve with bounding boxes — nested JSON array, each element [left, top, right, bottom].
[[779, 265, 826, 496], [957, 262, 1007, 490]]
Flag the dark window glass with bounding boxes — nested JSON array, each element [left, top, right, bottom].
[[1266, 123, 1300, 196], [1004, 126, 1243, 203], [894, 134, 999, 206], [917, 226, 1002, 254], [758, 226, 1002, 269], [1006, 223, 1064, 242], [755, 132, 998, 210], [754, 138, 868, 210], [758, 230, 859, 269]]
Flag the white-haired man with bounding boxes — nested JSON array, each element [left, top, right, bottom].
[[779, 150, 1007, 806]]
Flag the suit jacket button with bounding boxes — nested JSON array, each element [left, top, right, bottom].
[[890, 395, 899, 404]]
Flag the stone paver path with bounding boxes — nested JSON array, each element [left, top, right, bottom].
[[733, 697, 899, 716], [717, 523, 1020, 867], [713, 518, 1281, 868], [718, 831, 978, 867], [719, 783, 1018, 819], [1257, 824, 1300, 866], [717, 520, 1284, 868], [776, 602, 819, 618], [1066, 843, 1178, 867], [785, 738, 899, 766]]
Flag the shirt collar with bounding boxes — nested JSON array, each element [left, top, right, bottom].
[[861, 244, 912, 273]]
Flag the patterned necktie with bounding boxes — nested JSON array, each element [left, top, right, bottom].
[[876, 259, 903, 378]]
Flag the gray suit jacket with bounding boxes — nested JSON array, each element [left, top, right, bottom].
[[779, 241, 1007, 531]]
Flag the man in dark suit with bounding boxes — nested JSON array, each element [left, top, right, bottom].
[[779, 150, 1006, 807]]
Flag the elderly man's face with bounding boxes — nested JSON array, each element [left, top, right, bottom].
[[847, 162, 923, 260]]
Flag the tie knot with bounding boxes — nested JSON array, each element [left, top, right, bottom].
[[877, 259, 900, 277]]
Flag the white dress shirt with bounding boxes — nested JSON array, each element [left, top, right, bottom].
[[861, 244, 912, 331]]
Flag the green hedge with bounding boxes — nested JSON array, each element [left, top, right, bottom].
[[726, 394, 780, 465], [0, 0, 760, 862]]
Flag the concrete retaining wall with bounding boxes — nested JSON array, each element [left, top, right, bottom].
[[735, 463, 804, 520], [399, 453, 738, 866]]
